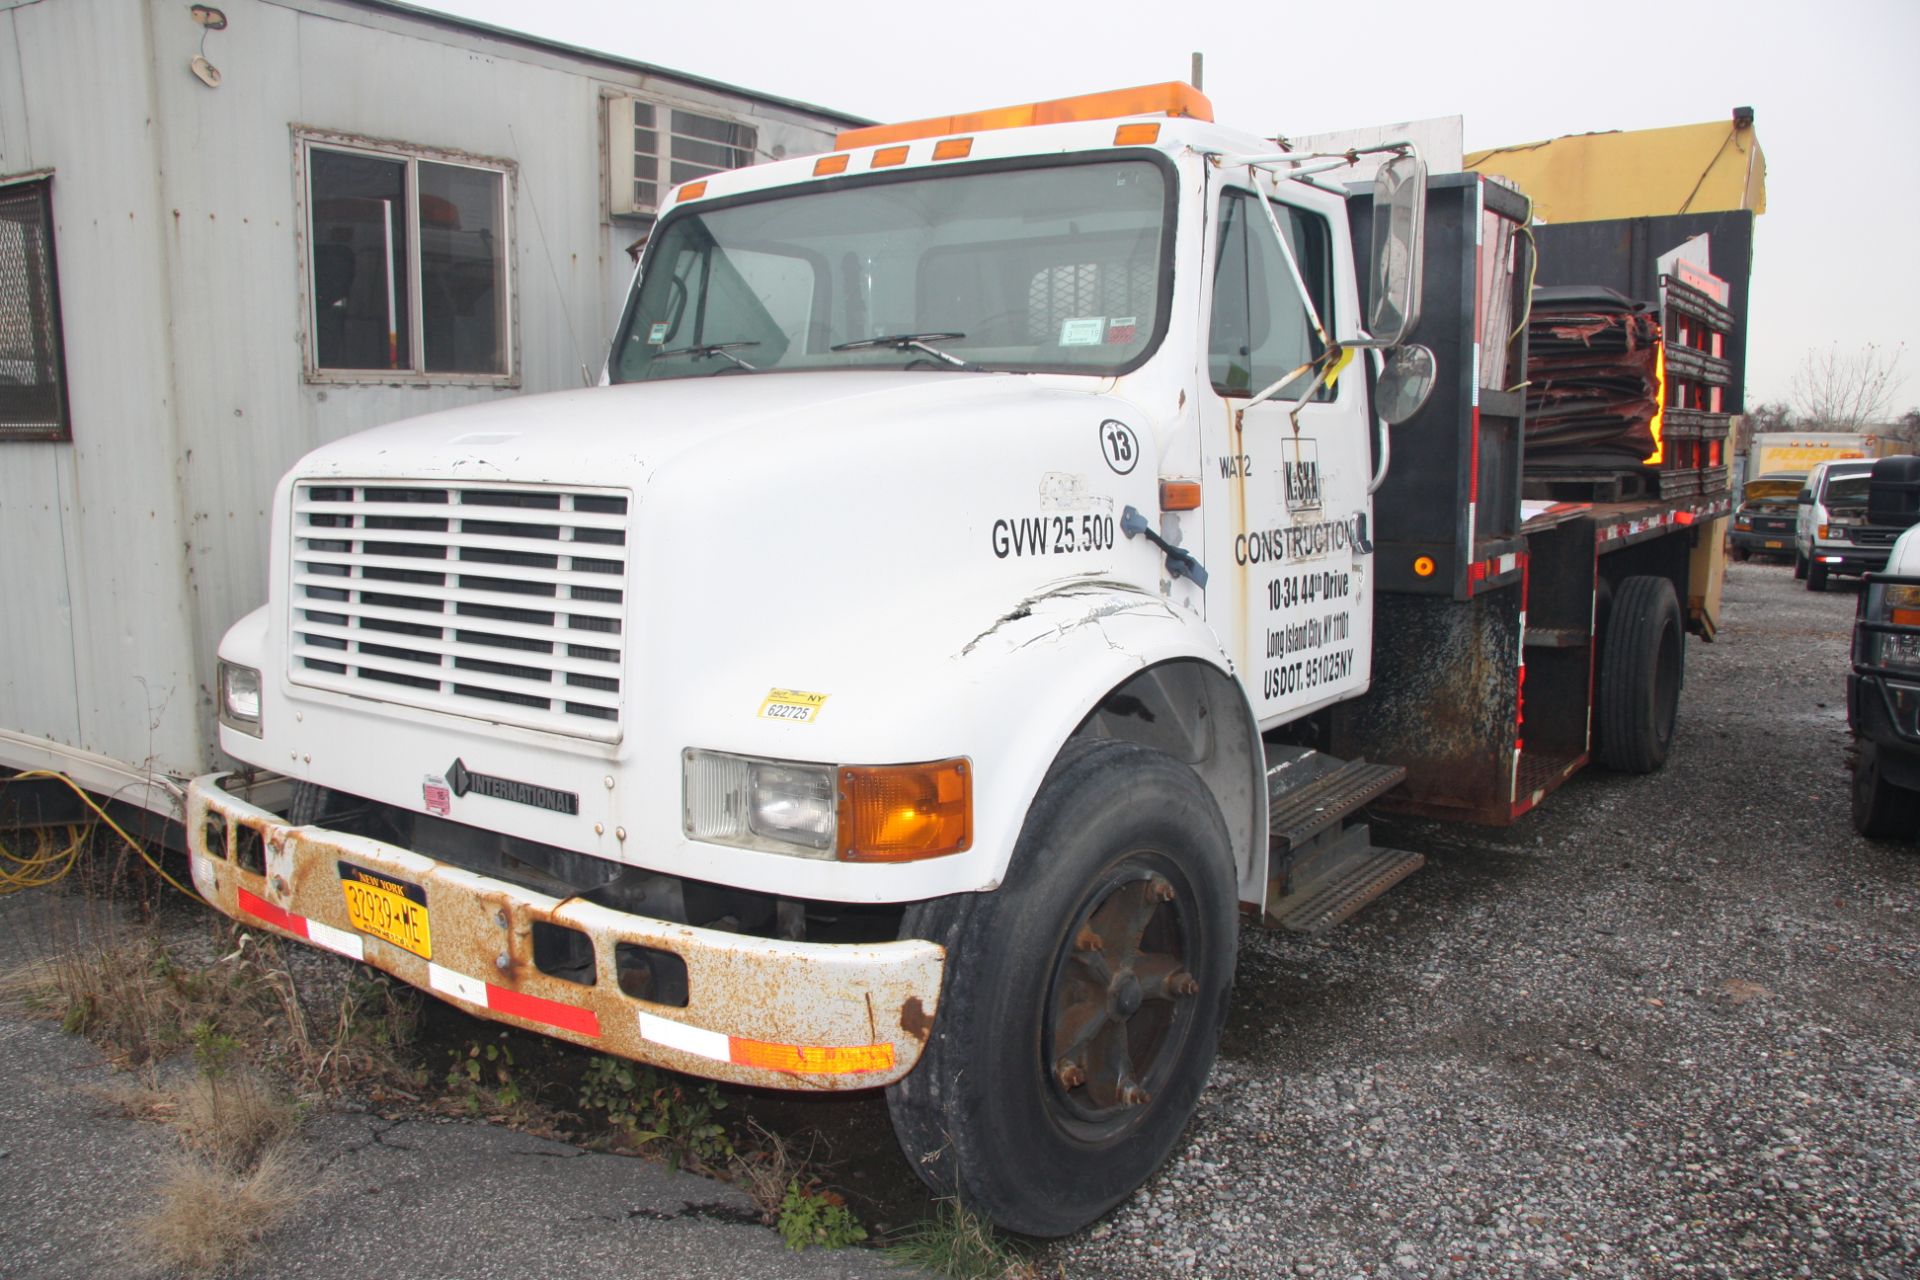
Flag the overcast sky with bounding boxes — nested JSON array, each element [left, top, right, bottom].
[[431, 0, 1918, 415]]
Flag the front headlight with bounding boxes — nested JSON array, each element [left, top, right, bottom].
[[1873, 631, 1920, 671], [684, 751, 837, 857], [217, 661, 262, 736], [1733, 516, 1752, 530], [683, 750, 972, 862]]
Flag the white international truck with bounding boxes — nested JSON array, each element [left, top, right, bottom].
[[186, 83, 1729, 1235]]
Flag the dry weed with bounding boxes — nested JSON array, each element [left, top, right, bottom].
[[133, 1144, 308, 1276], [174, 1071, 301, 1172]]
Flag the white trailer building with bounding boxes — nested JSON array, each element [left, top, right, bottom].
[[0, 0, 858, 830]]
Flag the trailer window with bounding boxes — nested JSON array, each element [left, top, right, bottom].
[[1209, 191, 1334, 400], [302, 137, 513, 382], [611, 156, 1171, 381], [0, 177, 70, 442]]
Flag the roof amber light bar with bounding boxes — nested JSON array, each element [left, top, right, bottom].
[[835, 81, 1213, 151], [813, 154, 849, 176], [872, 145, 910, 169], [675, 180, 708, 202]]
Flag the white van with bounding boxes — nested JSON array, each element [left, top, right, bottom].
[[1797, 458, 1885, 590]]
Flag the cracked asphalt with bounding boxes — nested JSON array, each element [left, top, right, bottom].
[[0, 892, 919, 1280]]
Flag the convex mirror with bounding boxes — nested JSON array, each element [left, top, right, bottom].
[[1368, 153, 1427, 347], [1375, 344, 1437, 425]]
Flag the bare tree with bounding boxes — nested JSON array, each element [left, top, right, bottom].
[[1789, 343, 1907, 428]]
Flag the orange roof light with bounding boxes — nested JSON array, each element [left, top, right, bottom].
[[813, 154, 850, 176], [872, 145, 910, 169], [675, 181, 707, 202], [836, 81, 1212, 151], [1114, 122, 1162, 146], [932, 137, 974, 161]]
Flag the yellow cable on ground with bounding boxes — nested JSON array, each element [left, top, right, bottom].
[[0, 824, 85, 893], [2, 770, 199, 899]]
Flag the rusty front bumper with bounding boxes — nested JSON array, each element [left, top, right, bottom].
[[185, 774, 944, 1089]]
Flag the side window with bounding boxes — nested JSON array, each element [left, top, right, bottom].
[[1209, 191, 1334, 399], [0, 177, 70, 442], [305, 138, 512, 380]]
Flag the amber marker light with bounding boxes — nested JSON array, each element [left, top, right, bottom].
[[838, 759, 972, 862], [872, 145, 910, 168], [932, 137, 974, 160], [675, 181, 708, 202], [813, 154, 850, 176], [1114, 122, 1161, 145], [1413, 556, 1436, 577], [1160, 479, 1202, 511]]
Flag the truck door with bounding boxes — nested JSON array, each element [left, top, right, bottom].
[[1201, 181, 1374, 729]]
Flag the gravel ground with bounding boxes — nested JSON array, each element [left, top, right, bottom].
[[1049, 560, 1920, 1279]]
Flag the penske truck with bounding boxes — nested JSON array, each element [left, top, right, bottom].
[[187, 83, 1728, 1235]]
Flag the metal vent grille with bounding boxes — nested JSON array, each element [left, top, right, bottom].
[[289, 482, 630, 740]]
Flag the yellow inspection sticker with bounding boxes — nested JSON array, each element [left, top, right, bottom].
[[759, 688, 829, 724]]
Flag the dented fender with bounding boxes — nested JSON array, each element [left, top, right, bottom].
[[949, 582, 1265, 897]]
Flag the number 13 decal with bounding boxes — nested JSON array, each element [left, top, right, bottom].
[[1100, 419, 1139, 475]]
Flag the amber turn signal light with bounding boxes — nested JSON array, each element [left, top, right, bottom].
[[838, 759, 972, 862], [1159, 479, 1202, 511]]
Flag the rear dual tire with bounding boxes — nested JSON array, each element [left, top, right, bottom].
[[1597, 576, 1684, 774]]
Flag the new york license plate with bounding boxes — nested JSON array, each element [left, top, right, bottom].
[[1765, 540, 1783, 549], [339, 861, 432, 959]]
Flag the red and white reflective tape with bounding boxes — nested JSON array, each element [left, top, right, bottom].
[[427, 962, 601, 1039], [1468, 550, 1523, 583], [637, 1010, 896, 1076], [238, 886, 365, 961], [235, 887, 600, 1039]]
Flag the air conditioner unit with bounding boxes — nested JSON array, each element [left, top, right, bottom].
[[607, 98, 759, 218]]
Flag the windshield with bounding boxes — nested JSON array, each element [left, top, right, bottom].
[[1826, 474, 1871, 509], [609, 157, 1171, 382]]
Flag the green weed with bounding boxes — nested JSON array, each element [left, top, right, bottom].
[[776, 1178, 867, 1252], [577, 1054, 734, 1171]]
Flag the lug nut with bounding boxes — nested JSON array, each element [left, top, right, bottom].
[[1170, 971, 1200, 997], [1055, 1061, 1086, 1089], [1073, 926, 1104, 952], [1148, 879, 1176, 902], [1119, 1082, 1152, 1106]]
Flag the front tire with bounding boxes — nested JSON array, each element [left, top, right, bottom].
[[1852, 742, 1920, 839], [887, 740, 1237, 1238], [1597, 576, 1684, 773], [1794, 553, 1808, 580], [1807, 559, 1830, 591]]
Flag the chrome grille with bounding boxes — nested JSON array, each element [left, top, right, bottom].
[[290, 482, 629, 740]]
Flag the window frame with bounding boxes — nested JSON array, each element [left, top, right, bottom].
[[1207, 185, 1340, 403], [0, 171, 72, 443], [294, 129, 518, 388]]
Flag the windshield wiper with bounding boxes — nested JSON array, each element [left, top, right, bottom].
[[830, 332, 982, 371], [654, 342, 760, 371]]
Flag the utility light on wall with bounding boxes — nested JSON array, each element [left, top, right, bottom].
[[189, 5, 226, 88]]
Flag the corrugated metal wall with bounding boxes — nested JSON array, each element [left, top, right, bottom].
[[0, 0, 851, 795]]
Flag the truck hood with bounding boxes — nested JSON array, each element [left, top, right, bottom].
[[293, 371, 1102, 486]]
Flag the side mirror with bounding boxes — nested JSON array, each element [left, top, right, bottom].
[[1375, 344, 1437, 425], [1797, 490, 1812, 505], [1367, 153, 1427, 347]]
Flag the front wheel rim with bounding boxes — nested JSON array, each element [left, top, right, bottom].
[[1043, 857, 1201, 1135]]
